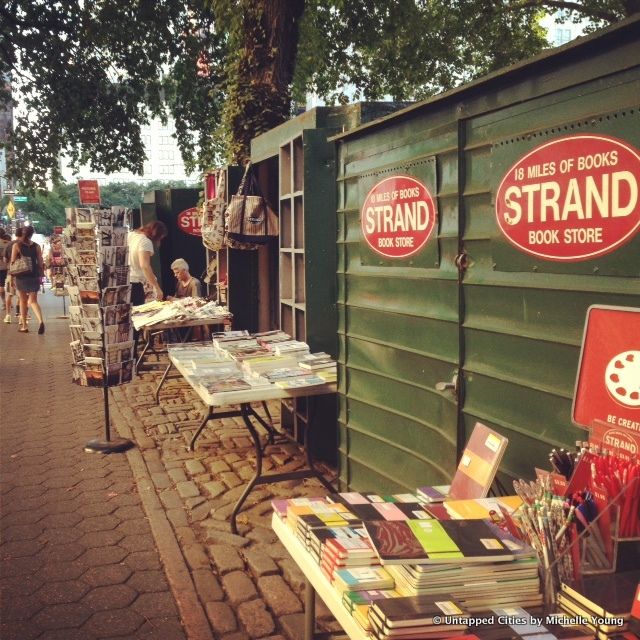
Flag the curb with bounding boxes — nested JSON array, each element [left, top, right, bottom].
[[110, 390, 215, 640]]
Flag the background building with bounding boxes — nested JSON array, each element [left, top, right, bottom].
[[60, 115, 198, 186]]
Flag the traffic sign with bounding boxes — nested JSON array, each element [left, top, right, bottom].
[[13, 195, 28, 202]]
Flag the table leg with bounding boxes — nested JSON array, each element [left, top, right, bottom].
[[155, 361, 173, 404], [189, 407, 214, 452], [135, 333, 152, 372], [230, 403, 266, 534], [304, 578, 316, 640]]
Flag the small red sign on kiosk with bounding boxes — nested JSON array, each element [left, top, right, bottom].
[[177, 207, 202, 236], [572, 305, 640, 433], [77, 180, 101, 205], [361, 175, 437, 259], [495, 134, 640, 261]]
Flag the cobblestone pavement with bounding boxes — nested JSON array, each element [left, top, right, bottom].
[[0, 291, 188, 640], [110, 346, 340, 640]]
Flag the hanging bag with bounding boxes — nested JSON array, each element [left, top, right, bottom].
[[225, 163, 278, 249], [201, 170, 227, 252], [9, 248, 33, 276]]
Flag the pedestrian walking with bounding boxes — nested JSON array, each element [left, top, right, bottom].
[[3, 227, 22, 323], [10, 225, 45, 334], [0, 227, 10, 317]]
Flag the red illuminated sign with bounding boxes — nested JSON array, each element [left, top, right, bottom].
[[177, 207, 201, 236], [361, 176, 436, 258], [573, 305, 640, 430], [495, 135, 640, 261], [77, 180, 101, 205]]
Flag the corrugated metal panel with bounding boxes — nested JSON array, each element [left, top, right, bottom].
[[337, 19, 640, 494], [461, 72, 640, 483], [337, 120, 460, 492]]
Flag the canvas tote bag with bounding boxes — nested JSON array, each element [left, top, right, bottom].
[[225, 163, 278, 249]]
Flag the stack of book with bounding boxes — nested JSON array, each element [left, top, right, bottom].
[[254, 330, 292, 347], [342, 589, 400, 634], [557, 570, 639, 639], [320, 527, 380, 581], [442, 496, 523, 520], [368, 594, 467, 639], [333, 565, 395, 594], [328, 491, 433, 521], [387, 557, 542, 612], [364, 518, 542, 611], [299, 352, 337, 383], [272, 340, 310, 357]]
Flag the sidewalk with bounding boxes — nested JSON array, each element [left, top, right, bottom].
[[1, 290, 338, 639], [0, 290, 187, 640]]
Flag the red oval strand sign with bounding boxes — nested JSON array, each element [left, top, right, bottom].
[[361, 175, 437, 258], [495, 134, 640, 261], [177, 207, 202, 236]]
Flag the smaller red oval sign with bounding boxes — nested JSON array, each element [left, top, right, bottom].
[[361, 176, 437, 258], [495, 134, 640, 261], [177, 207, 202, 236]]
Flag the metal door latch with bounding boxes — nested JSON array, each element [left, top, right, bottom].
[[436, 372, 459, 398]]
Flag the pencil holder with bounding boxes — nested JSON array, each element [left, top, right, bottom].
[[579, 505, 619, 577]]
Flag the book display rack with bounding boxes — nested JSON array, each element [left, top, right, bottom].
[[49, 224, 67, 302], [63, 206, 134, 454], [278, 133, 337, 458]]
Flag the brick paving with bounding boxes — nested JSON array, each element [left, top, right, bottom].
[[110, 352, 341, 639], [0, 291, 187, 640], [1, 289, 342, 640]]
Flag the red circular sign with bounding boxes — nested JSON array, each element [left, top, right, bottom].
[[495, 134, 640, 261], [361, 176, 437, 258], [177, 207, 201, 236]]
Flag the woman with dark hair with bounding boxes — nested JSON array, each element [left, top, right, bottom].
[[10, 225, 45, 334], [127, 220, 168, 305]]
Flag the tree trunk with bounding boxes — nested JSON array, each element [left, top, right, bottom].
[[226, 0, 305, 164]]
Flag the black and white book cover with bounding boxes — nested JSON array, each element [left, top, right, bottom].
[[75, 208, 94, 223], [81, 303, 101, 319], [77, 277, 99, 292], [69, 325, 83, 342], [81, 316, 103, 334]]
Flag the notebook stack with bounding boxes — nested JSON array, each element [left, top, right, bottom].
[[364, 518, 541, 611], [328, 491, 433, 521], [342, 589, 400, 634], [254, 330, 292, 347], [272, 340, 310, 357], [368, 595, 467, 639], [285, 500, 361, 546], [333, 565, 395, 594], [320, 527, 380, 581], [557, 571, 639, 639], [388, 558, 542, 612], [443, 496, 523, 520]]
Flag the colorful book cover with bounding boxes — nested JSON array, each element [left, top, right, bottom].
[[448, 423, 508, 500], [363, 520, 433, 564]]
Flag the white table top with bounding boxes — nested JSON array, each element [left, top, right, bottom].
[[169, 353, 337, 408], [133, 314, 231, 332], [272, 513, 369, 640]]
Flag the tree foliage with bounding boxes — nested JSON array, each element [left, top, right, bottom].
[[1, 1, 634, 189]]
